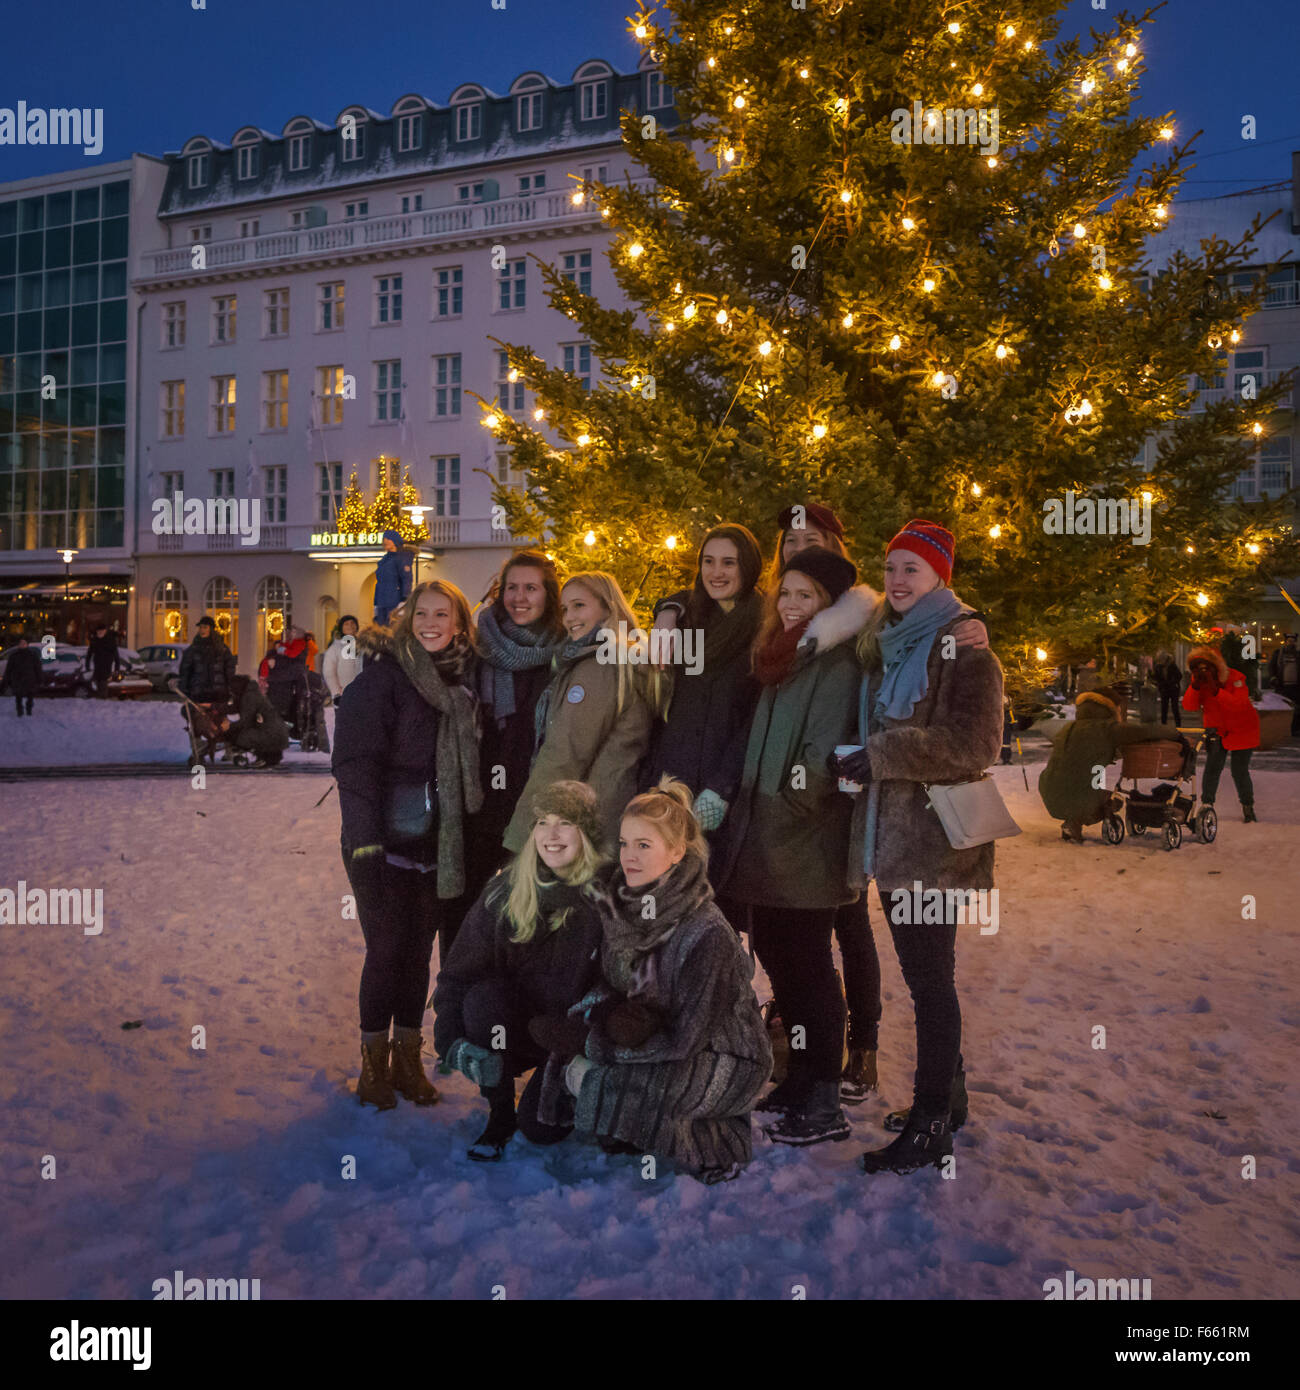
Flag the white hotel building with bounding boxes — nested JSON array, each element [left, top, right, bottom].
[[130, 56, 675, 657]]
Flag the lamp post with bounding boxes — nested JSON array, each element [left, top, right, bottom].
[[402, 505, 434, 586], [60, 548, 77, 601]]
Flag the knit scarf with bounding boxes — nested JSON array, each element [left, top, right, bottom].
[[390, 631, 483, 898], [476, 605, 566, 725], [753, 617, 811, 687], [690, 588, 765, 673], [532, 625, 605, 748], [594, 854, 714, 996]]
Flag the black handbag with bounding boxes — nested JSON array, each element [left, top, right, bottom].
[[383, 780, 439, 850]]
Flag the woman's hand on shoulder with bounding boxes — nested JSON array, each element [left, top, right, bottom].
[[954, 618, 989, 650]]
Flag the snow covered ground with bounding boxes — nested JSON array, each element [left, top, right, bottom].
[[0, 711, 1297, 1300]]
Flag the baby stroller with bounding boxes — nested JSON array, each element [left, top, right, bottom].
[[178, 692, 224, 767], [1103, 736, 1214, 851], [294, 669, 330, 753]]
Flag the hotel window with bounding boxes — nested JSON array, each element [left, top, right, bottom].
[[1233, 348, 1266, 401], [289, 209, 312, 229], [433, 455, 460, 517], [211, 468, 236, 498], [263, 466, 287, 524], [263, 287, 289, 337], [561, 249, 592, 294], [373, 359, 402, 422], [1259, 436, 1292, 494], [646, 70, 673, 109], [240, 218, 260, 238], [161, 471, 183, 496], [496, 350, 524, 415], [262, 370, 289, 431], [432, 354, 461, 417], [562, 342, 591, 390], [372, 456, 401, 492], [575, 164, 608, 207], [455, 103, 482, 141], [579, 80, 608, 121], [397, 113, 423, 152], [212, 295, 237, 344], [401, 193, 424, 214], [317, 281, 344, 330], [497, 258, 526, 310], [187, 153, 209, 188], [340, 118, 365, 161], [375, 274, 403, 324], [344, 199, 369, 221], [317, 462, 343, 523], [517, 90, 543, 131], [189, 224, 212, 243], [457, 181, 485, 203], [162, 301, 186, 349], [236, 143, 259, 180], [434, 266, 463, 318], [160, 381, 185, 438], [288, 133, 311, 171], [495, 451, 518, 485], [316, 365, 345, 426], [211, 376, 237, 433], [519, 172, 546, 195]]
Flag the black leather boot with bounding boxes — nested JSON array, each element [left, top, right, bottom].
[[468, 1084, 517, 1162], [884, 1061, 967, 1133], [765, 1080, 851, 1146], [861, 1102, 953, 1175]]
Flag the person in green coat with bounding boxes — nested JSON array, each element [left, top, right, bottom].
[[218, 674, 290, 766], [1038, 688, 1180, 840]]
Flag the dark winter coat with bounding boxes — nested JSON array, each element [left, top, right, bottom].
[[1152, 658, 1183, 699], [716, 588, 877, 910], [1268, 642, 1299, 691], [3, 646, 43, 696], [1038, 691, 1173, 824], [431, 870, 603, 1058], [475, 661, 553, 848], [264, 639, 307, 689], [373, 535, 413, 618], [1182, 645, 1259, 751], [503, 648, 654, 856], [178, 634, 236, 703], [85, 631, 121, 675], [228, 680, 289, 757], [848, 613, 1004, 895]]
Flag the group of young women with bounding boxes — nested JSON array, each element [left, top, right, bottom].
[[331, 505, 1004, 1183]]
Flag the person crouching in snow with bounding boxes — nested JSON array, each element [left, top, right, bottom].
[[1184, 644, 1260, 822], [1038, 688, 1180, 842], [835, 520, 1003, 1176], [535, 779, 772, 1185], [432, 781, 606, 1162]]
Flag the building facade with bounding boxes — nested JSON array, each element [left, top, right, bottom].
[[130, 55, 676, 660], [0, 155, 167, 644]]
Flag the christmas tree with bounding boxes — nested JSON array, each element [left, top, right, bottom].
[[368, 478, 401, 537], [398, 468, 430, 543], [335, 471, 368, 535], [480, 0, 1298, 695]]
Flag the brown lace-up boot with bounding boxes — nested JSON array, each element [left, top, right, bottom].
[[358, 1030, 396, 1110], [391, 1026, 440, 1105]]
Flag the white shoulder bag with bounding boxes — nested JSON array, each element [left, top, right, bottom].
[[924, 773, 1022, 850]]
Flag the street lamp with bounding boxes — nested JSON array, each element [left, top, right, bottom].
[[59, 548, 77, 600], [402, 506, 434, 585]]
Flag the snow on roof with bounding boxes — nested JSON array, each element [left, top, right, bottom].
[[1145, 185, 1299, 267]]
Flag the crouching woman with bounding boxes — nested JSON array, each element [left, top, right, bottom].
[[537, 780, 772, 1184], [432, 781, 606, 1162]]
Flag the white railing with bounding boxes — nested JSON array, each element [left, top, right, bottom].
[[140, 519, 533, 551], [1189, 368, 1294, 412], [137, 185, 651, 281]]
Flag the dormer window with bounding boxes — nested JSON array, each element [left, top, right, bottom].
[[513, 75, 546, 132], [339, 110, 367, 162], [455, 103, 481, 141], [646, 70, 673, 110], [580, 80, 607, 120], [284, 118, 315, 172], [187, 152, 209, 188], [234, 131, 262, 181], [397, 112, 423, 151]]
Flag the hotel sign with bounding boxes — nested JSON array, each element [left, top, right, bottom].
[[310, 531, 384, 547]]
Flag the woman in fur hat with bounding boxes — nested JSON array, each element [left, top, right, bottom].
[[332, 581, 483, 1111], [1184, 644, 1260, 821], [503, 571, 654, 857], [835, 521, 1003, 1175], [1038, 688, 1176, 840], [535, 779, 771, 1184], [433, 781, 606, 1161]]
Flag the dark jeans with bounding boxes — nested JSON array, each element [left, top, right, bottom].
[[887, 914, 962, 1113], [462, 976, 570, 1145], [1201, 734, 1254, 808], [13, 695, 34, 715], [345, 845, 458, 1032], [1159, 691, 1178, 724], [749, 905, 845, 1082], [832, 896, 881, 1050]]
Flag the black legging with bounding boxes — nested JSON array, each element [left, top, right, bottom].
[[461, 976, 571, 1145], [345, 846, 459, 1032], [886, 911, 961, 1113], [832, 896, 882, 1051], [1201, 733, 1255, 808], [749, 904, 844, 1082], [1159, 690, 1178, 724]]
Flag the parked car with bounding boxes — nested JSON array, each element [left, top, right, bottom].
[[135, 642, 190, 692], [0, 643, 152, 699]]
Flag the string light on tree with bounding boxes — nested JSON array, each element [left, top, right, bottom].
[[922, 276, 937, 293], [888, 333, 902, 351], [841, 312, 854, 328], [901, 215, 916, 231], [584, 529, 597, 547], [811, 422, 828, 439], [989, 524, 1002, 539], [971, 482, 983, 496], [576, 433, 591, 446]]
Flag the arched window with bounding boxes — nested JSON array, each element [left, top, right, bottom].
[[256, 575, 292, 654], [204, 576, 240, 655], [512, 73, 546, 133], [232, 128, 262, 181], [283, 117, 315, 173], [152, 577, 188, 642], [337, 107, 368, 161], [450, 84, 485, 142], [575, 61, 612, 122], [392, 95, 428, 154], [182, 137, 212, 190]]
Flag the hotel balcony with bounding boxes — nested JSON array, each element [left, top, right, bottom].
[[141, 518, 535, 554]]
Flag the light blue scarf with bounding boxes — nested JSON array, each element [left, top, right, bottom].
[[857, 588, 966, 877]]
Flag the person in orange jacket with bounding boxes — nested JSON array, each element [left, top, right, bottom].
[[1183, 643, 1260, 822]]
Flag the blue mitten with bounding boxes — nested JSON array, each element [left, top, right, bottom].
[[692, 788, 728, 831], [445, 1037, 504, 1089]]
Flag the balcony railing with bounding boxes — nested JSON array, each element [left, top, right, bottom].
[[1188, 368, 1294, 413], [137, 183, 653, 281], [138, 519, 533, 552]]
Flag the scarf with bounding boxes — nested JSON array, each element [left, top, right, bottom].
[[475, 605, 566, 725], [753, 618, 811, 687], [692, 588, 765, 672], [594, 855, 713, 996], [390, 631, 483, 898], [532, 625, 605, 749]]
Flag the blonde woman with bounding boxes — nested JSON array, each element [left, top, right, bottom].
[[332, 581, 483, 1111], [503, 571, 654, 856], [433, 782, 606, 1161]]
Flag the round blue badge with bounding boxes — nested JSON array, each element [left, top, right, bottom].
[[566, 684, 586, 704]]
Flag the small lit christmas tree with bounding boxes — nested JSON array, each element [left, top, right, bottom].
[[397, 468, 430, 543], [368, 480, 401, 537], [335, 471, 368, 534]]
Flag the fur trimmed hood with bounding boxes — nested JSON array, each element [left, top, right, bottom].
[[1076, 689, 1120, 719], [798, 584, 880, 657], [357, 623, 398, 657], [1188, 644, 1229, 681]]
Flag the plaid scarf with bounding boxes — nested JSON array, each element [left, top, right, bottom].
[[475, 605, 566, 725]]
